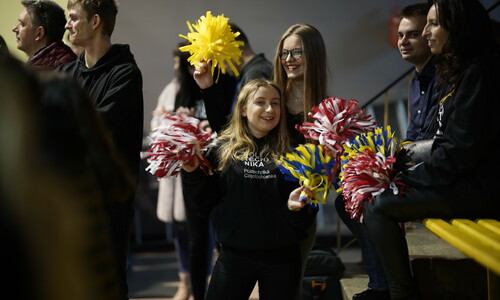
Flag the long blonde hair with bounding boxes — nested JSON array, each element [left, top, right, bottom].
[[273, 24, 328, 121], [217, 79, 290, 170]]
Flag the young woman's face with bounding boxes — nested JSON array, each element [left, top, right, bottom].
[[422, 4, 449, 54], [281, 35, 304, 81], [242, 86, 281, 138]]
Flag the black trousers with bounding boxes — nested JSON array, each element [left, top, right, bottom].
[[335, 194, 388, 291], [362, 181, 498, 300], [181, 171, 215, 300], [108, 201, 134, 300], [206, 245, 301, 300], [185, 209, 214, 300]]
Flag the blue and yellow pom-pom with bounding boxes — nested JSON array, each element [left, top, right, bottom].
[[341, 125, 401, 166], [338, 126, 403, 220], [279, 144, 336, 204]]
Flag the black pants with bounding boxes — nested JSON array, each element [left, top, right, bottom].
[[181, 171, 215, 300], [185, 209, 214, 300], [108, 201, 134, 300], [335, 194, 388, 291], [206, 245, 301, 300], [362, 181, 498, 300]]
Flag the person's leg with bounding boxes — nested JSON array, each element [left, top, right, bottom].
[[205, 221, 215, 276], [181, 172, 214, 300], [185, 211, 211, 300], [108, 201, 134, 300], [335, 195, 389, 299], [362, 187, 455, 300], [258, 246, 301, 300], [173, 221, 190, 273], [205, 247, 257, 300], [172, 221, 191, 300], [293, 219, 316, 299]]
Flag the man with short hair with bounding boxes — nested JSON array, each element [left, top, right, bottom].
[[58, 0, 143, 298], [12, 0, 76, 71], [398, 3, 438, 141], [335, 3, 437, 300]]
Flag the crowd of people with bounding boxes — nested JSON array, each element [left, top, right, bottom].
[[2, 0, 499, 300]]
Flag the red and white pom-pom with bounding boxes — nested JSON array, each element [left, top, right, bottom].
[[296, 97, 376, 159], [341, 149, 397, 221], [143, 112, 217, 178]]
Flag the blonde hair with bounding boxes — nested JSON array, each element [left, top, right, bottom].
[[216, 79, 290, 170], [273, 24, 328, 121]]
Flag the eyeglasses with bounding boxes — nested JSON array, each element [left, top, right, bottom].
[[280, 48, 303, 60]]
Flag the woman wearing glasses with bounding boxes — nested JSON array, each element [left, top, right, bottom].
[[272, 23, 329, 299], [273, 24, 328, 146]]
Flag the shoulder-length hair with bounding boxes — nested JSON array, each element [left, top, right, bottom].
[[216, 79, 290, 171], [429, 0, 493, 91], [273, 24, 328, 121]]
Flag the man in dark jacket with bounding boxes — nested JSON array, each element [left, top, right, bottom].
[[57, 0, 143, 299], [12, 0, 76, 71]]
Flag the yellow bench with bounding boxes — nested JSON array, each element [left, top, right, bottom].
[[423, 218, 500, 299]]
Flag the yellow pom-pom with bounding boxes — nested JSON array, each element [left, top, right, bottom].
[[179, 11, 244, 82]]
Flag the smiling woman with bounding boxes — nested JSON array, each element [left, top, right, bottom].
[[242, 84, 281, 139], [179, 78, 318, 300], [273, 24, 328, 137], [422, 4, 449, 54]]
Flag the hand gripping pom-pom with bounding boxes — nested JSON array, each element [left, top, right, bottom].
[[341, 149, 397, 221], [179, 11, 244, 83], [339, 126, 403, 221], [279, 144, 336, 205], [143, 113, 217, 178]]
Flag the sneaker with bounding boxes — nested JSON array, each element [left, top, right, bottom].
[[352, 288, 390, 300]]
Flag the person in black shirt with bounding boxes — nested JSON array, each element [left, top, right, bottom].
[[57, 1, 143, 298], [181, 79, 317, 300]]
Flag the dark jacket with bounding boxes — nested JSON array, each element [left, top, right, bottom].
[[28, 41, 76, 71], [200, 75, 237, 134], [58, 44, 144, 181], [401, 55, 500, 214]]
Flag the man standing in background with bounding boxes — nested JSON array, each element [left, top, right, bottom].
[[12, 0, 76, 71], [58, 0, 144, 299]]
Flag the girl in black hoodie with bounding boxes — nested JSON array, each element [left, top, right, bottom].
[[182, 79, 317, 300]]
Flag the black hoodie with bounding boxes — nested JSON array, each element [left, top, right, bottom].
[[58, 44, 144, 181], [183, 137, 318, 250]]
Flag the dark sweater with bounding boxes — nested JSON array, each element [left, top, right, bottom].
[[58, 44, 144, 180], [184, 137, 317, 250], [401, 55, 500, 217]]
